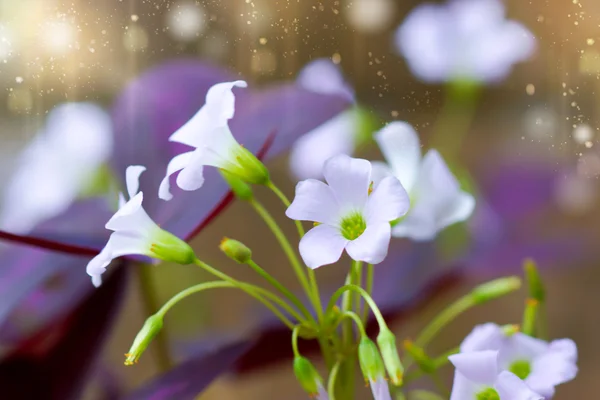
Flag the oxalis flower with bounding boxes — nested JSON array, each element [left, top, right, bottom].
[[87, 165, 195, 287], [457, 323, 578, 398], [449, 350, 543, 400], [0, 102, 112, 234], [159, 80, 269, 201], [395, 0, 536, 83], [286, 154, 409, 269], [372, 122, 475, 241]]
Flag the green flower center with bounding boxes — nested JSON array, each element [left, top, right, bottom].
[[509, 359, 532, 380], [476, 387, 500, 400], [340, 212, 367, 240]]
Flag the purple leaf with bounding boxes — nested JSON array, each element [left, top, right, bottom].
[[0, 265, 128, 400], [124, 339, 254, 400]]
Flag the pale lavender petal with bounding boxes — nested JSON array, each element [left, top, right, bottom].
[[460, 323, 504, 352], [449, 351, 499, 385], [299, 224, 348, 269], [323, 155, 371, 211], [286, 179, 340, 225], [450, 371, 480, 400], [345, 222, 391, 265], [125, 165, 146, 198], [526, 339, 578, 398], [297, 58, 354, 101], [365, 176, 410, 223], [370, 377, 392, 400], [495, 371, 543, 400]]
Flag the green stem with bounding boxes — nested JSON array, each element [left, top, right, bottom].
[[292, 325, 301, 357], [247, 259, 314, 321], [327, 284, 388, 332], [522, 299, 539, 337], [249, 198, 323, 321], [415, 296, 474, 348], [328, 360, 343, 400], [363, 264, 374, 323], [537, 300, 549, 340], [337, 311, 367, 339], [157, 281, 235, 317], [354, 262, 363, 316], [403, 346, 459, 384], [266, 180, 305, 237], [193, 258, 299, 329], [136, 265, 172, 371]]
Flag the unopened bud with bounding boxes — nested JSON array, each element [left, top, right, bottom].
[[220, 169, 253, 200], [230, 146, 270, 185], [358, 337, 386, 384], [293, 356, 324, 397], [524, 259, 545, 303], [471, 277, 521, 305], [403, 340, 434, 374], [125, 314, 163, 366], [219, 237, 252, 264], [377, 328, 404, 386], [150, 230, 196, 265]]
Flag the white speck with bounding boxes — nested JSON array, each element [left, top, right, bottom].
[[573, 123, 594, 144], [15, 76, 23, 84], [131, 14, 139, 22], [166, 1, 207, 42], [345, 0, 396, 34]]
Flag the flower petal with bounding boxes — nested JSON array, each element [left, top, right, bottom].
[[86, 250, 113, 287], [460, 323, 504, 352], [345, 222, 391, 265], [449, 350, 499, 385], [169, 81, 247, 148], [323, 155, 371, 211], [370, 377, 392, 400], [299, 224, 348, 269], [158, 152, 194, 201], [297, 58, 354, 101], [495, 371, 543, 400], [289, 110, 357, 180], [365, 176, 410, 223], [374, 122, 421, 192], [526, 339, 578, 397], [370, 161, 394, 186], [125, 165, 146, 199], [498, 333, 548, 369], [450, 371, 480, 400], [175, 149, 206, 192], [286, 179, 340, 225]]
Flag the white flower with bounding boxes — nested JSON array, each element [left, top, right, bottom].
[[458, 323, 578, 398], [369, 377, 392, 400], [290, 59, 358, 180], [286, 154, 409, 269], [395, 0, 536, 83], [158, 80, 268, 201], [0, 102, 113, 233], [372, 122, 475, 241], [87, 166, 194, 287], [449, 350, 543, 400]]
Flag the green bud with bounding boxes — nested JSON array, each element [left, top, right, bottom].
[[403, 340, 434, 374], [471, 276, 521, 305], [230, 146, 270, 185], [293, 356, 323, 397], [523, 259, 545, 303], [220, 169, 253, 200], [219, 237, 252, 264], [150, 230, 196, 265], [377, 328, 404, 386], [358, 337, 386, 383], [125, 314, 163, 366], [502, 324, 520, 337]]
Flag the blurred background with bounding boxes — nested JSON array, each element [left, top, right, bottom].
[[0, 0, 599, 398]]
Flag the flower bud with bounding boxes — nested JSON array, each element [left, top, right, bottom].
[[125, 314, 163, 366], [219, 237, 252, 264], [150, 230, 196, 265], [403, 340, 434, 374], [358, 337, 386, 384], [230, 146, 270, 185], [523, 258, 545, 302], [377, 328, 404, 386], [220, 169, 253, 201], [293, 356, 325, 397], [470, 276, 521, 305]]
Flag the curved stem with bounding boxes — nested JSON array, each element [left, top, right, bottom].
[[292, 325, 302, 357], [193, 258, 300, 329], [337, 311, 367, 339], [327, 360, 343, 400], [249, 198, 323, 321], [414, 296, 474, 348], [247, 259, 314, 321], [158, 281, 235, 317], [327, 284, 388, 332], [137, 265, 172, 372]]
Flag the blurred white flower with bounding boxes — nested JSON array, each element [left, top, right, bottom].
[[87, 166, 194, 287], [166, 1, 207, 42], [372, 122, 475, 241], [286, 154, 409, 269], [290, 59, 358, 180], [0, 102, 113, 234], [159, 80, 268, 200], [395, 0, 536, 83], [455, 323, 578, 399]]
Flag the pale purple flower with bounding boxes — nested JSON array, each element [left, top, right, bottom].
[[87, 166, 193, 287], [395, 0, 536, 83], [159, 80, 269, 200], [0, 102, 113, 233], [450, 350, 543, 400], [369, 377, 392, 400], [459, 323, 578, 398], [372, 122, 475, 241], [290, 59, 358, 180], [286, 154, 409, 269]]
